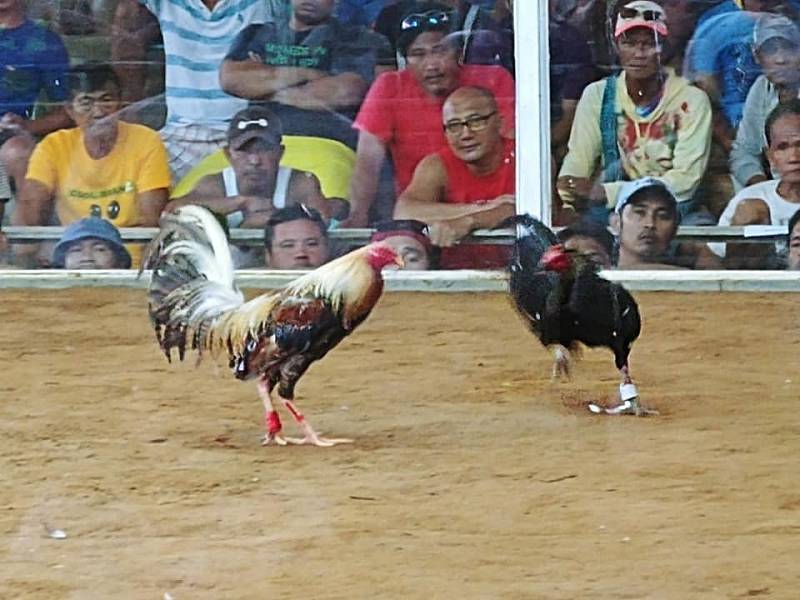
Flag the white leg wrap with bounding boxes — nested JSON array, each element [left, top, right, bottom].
[[619, 383, 639, 401]]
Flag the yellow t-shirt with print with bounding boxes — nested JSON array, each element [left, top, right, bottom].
[[26, 122, 171, 265]]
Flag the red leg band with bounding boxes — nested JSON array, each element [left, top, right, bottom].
[[266, 411, 282, 434], [284, 401, 305, 423]]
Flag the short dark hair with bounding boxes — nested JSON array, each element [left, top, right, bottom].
[[557, 220, 615, 258], [264, 205, 327, 250], [789, 208, 800, 242], [397, 1, 456, 57], [765, 98, 800, 146], [65, 63, 121, 100]]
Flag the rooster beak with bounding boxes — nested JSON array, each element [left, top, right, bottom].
[[394, 255, 405, 268]]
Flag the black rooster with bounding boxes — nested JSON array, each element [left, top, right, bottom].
[[506, 215, 654, 416]]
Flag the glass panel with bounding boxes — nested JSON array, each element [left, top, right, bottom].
[[550, 0, 800, 270], [0, 0, 521, 272]]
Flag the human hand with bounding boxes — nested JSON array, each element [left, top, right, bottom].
[[238, 194, 272, 217], [339, 209, 368, 229], [0, 112, 25, 132], [428, 215, 475, 247], [557, 176, 606, 203], [489, 194, 516, 207]]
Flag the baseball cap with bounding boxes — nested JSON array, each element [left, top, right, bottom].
[[614, 1, 669, 38], [227, 106, 283, 151], [52, 217, 132, 268], [615, 177, 677, 214], [753, 14, 800, 52]]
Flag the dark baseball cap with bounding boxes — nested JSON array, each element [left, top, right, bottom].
[[227, 106, 283, 151]]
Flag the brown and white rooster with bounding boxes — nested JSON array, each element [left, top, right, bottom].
[[143, 205, 403, 447]]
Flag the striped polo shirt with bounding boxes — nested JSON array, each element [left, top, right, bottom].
[[141, 0, 285, 129]]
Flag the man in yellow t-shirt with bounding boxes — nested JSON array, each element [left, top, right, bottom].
[[13, 63, 171, 267]]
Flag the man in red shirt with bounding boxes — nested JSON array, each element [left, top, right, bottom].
[[345, 2, 515, 227], [393, 85, 515, 268]]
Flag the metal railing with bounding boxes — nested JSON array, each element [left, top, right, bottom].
[[1, 225, 788, 245]]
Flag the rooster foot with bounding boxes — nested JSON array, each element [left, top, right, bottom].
[[551, 345, 572, 381], [588, 399, 659, 417], [283, 434, 353, 447], [261, 432, 289, 446]]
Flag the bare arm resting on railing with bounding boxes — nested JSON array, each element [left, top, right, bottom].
[[393, 154, 515, 247]]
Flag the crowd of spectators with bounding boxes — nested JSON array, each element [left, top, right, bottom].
[[0, 0, 799, 273]]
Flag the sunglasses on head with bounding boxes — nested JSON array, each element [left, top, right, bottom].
[[618, 6, 664, 21], [236, 118, 269, 129], [400, 10, 451, 32]]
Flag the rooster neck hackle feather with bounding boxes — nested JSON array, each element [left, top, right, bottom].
[[147, 207, 385, 369]]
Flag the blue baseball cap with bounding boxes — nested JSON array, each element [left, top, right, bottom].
[[615, 177, 677, 214], [52, 217, 132, 268]]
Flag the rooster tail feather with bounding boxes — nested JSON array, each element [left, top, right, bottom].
[[145, 206, 245, 360]]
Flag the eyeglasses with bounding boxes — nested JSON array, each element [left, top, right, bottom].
[[618, 6, 665, 23], [72, 93, 118, 113], [236, 118, 269, 129], [400, 10, 451, 32], [443, 111, 497, 135]]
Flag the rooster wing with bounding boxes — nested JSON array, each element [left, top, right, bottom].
[[567, 264, 641, 369]]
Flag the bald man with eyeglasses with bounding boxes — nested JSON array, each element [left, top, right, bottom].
[[345, 1, 515, 228], [393, 86, 515, 269]]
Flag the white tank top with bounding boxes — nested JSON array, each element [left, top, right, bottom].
[[222, 165, 293, 228]]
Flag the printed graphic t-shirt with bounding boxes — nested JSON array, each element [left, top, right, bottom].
[[27, 122, 171, 226]]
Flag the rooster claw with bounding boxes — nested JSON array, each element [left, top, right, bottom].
[[588, 400, 659, 417], [283, 434, 353, 447], [261, 432, 288, 446]]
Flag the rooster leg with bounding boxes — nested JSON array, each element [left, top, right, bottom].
[[589, 363, 659, 416], [257, 378, 288, 446], [551, 345, 572, 380], [280, 398, 353, 447]]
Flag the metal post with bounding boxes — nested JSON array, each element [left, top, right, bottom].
[[514, 0, 551, 224]]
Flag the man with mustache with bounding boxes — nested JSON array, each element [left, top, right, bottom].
[[712, 101, 800, 268], [730, 14, 800, 188], [12, 63, 171, 267], [613, 177, 722, 268], [169, 107, 329, 228], [345, 1, 515, 227], [393, 86, 514, 268], [557, 1, 712, 222], [168, 107, 330, 267]]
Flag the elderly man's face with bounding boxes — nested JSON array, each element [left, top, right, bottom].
[[266, 219, 329, 269], [757, 38, 800, 88], [64, 238, 118, 269], [767, 113, 800, 185], [67, 82, 121, 137], [788, 219, 800, 269], [405, 31, 460, 97], [619, 193, 678, 263], [442, 90, 503, 165]]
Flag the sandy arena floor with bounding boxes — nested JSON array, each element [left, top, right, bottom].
[[0, 288, 798, 599]]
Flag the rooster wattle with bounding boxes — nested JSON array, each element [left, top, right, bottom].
[[142, 206, 403, 446]]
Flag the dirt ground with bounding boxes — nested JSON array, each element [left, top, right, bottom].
[[0, 288, 799, 599]]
